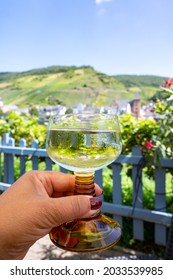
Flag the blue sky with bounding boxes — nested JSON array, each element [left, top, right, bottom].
[[0, 0, 172, 77]]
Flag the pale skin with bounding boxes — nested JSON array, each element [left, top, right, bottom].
[[0, 171, 102, 260]]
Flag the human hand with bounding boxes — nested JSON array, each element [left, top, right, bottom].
[[0, 171, 102, 260]]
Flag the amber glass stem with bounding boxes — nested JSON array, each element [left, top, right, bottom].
[[49, 170, 121, 252], [74, 171, 96, 197]]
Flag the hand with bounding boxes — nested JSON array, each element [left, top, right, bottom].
[[0, 171, 102, 260]]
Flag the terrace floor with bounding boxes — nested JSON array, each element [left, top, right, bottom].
[[24, 234, 155, 260]]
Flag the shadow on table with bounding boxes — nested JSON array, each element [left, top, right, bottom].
[[39, 243, 160, 260]]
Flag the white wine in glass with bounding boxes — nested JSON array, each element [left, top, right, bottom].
[[46, 113, 122, 253]]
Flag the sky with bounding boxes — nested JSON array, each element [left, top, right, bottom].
[[0, 0, 173, 77]]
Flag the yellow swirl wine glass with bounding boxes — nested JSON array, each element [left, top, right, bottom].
[[46, 112, 122, 253]]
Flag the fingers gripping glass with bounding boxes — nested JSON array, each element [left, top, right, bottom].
[[46, 113, 122, 253]]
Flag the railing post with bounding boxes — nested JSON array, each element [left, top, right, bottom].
[[8, 137, 15, 184], [45, 156, 53, 170], [31, 139, 39, 170], [132, 146, 144, 241], [3, 134, 15, 184], [2, 133, 10, 183], [0, 134, 11, 189], [59, 166, 68, 173], [19, 138, 27, 175], [155, 165, 167, 245], [95, 169, 103, 189], [112, 162, 122, 226]]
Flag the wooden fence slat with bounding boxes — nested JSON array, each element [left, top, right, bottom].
[[155, 167, 167, 245], [31, 140, 39, 170], [112, 163, 122, 226], [95, 169, 103, 189], [3, 133, 10, 183], [45, 157, 53, 170], [102, 202, 172, 225], [0, 182, 11, 190], [7, 138, 15, 184], [19, 138, 27, 175], [132, 146, 144, 241], [59, 166, 68, 173]]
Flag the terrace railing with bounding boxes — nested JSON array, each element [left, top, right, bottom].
[[0, 133, 173, 256]]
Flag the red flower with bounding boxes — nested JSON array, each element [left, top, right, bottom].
[[145, 141, 153, 149], [162, 78, 173, 88]]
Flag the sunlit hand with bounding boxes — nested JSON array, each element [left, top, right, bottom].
[[0, 171, 102, 260]]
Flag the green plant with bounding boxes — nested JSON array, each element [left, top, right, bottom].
[[155, 97, 173, 160], [0, 111, 47, 148], [119, 114, 160, 178]]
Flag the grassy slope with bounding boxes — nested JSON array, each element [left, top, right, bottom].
[[0, 66, 167, 107]]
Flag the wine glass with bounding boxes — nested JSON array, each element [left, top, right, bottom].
[[46, 112, 122, 253]]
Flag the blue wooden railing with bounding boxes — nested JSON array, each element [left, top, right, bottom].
[[0, 133, 173, 249]]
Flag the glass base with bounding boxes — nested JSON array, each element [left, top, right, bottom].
[[49, 214, 121, 253]]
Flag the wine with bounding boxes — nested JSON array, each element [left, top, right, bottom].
[[46, 113, 122, 252], [47, 129, 121, 171]]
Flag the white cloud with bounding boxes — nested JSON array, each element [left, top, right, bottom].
[[96, 0, 112, 5]]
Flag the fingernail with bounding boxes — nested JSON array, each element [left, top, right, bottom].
[[90, 197, 102, 210]]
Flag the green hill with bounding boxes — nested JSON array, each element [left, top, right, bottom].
[[0, 66, 167, 108]]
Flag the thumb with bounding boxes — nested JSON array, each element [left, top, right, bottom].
[[45, 195, 102, 228]]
